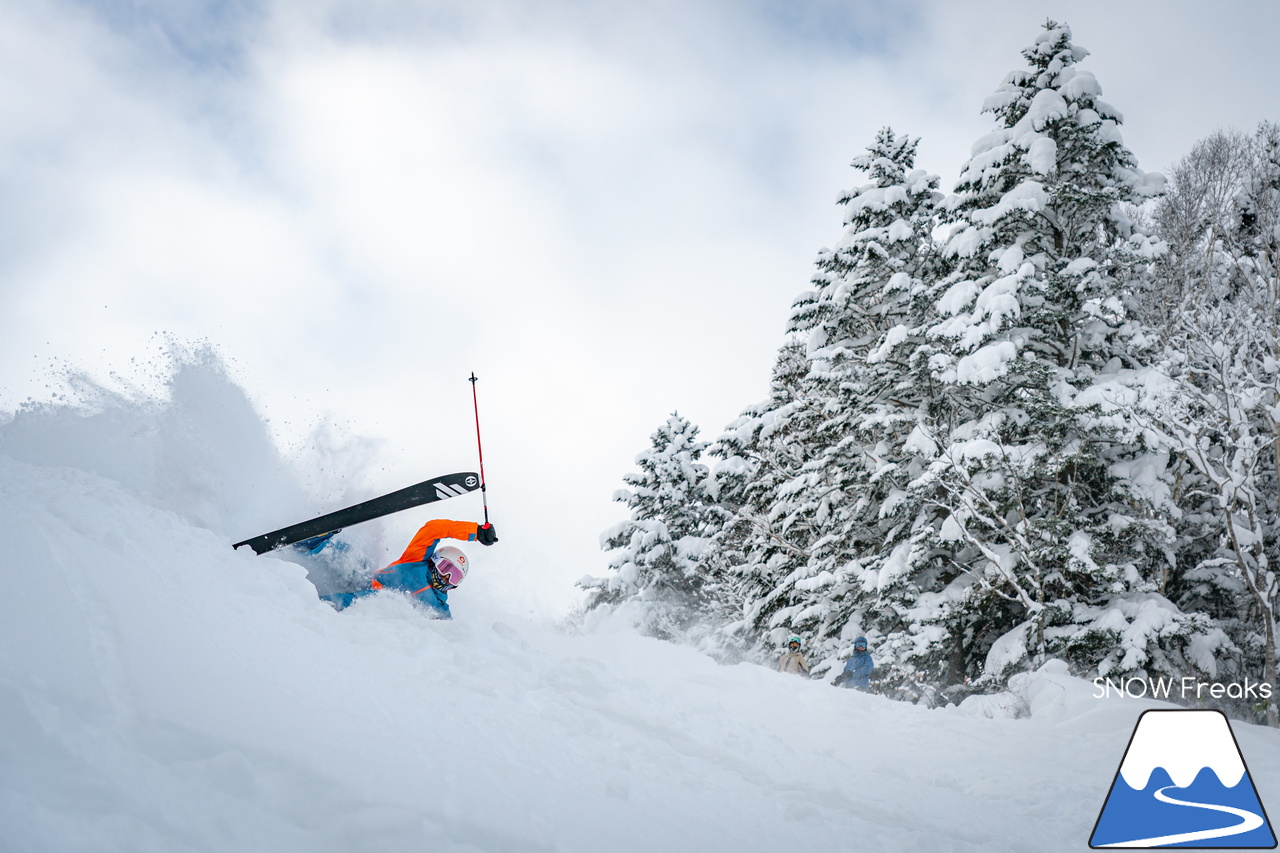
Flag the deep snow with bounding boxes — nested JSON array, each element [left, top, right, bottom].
[[1, 358, 1276, 852]]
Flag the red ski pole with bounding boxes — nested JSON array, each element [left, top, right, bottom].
[[469, 372, 490, 527]]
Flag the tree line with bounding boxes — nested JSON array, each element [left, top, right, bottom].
[[581, 20, 1280, 724]]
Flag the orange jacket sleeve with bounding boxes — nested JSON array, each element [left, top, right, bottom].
[[389, 519, 479, 567]]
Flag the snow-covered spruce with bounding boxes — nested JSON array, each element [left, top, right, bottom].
[[697, 128, 946, 676], [870, 20, 1219, 693], [580, 413, 728, 644], [699, 339, 832, 656]]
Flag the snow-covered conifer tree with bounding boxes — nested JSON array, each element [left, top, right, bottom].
[[582, 413, 721, 640], [713, 129, 944, 664], [872, 21, 1215, 691], [700, 341, 826, 649]]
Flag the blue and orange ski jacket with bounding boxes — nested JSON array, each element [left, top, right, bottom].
[[324, 519, 481, 618]]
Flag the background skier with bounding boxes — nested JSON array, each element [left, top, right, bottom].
[[777, 635, 811, 676], [834, 637, 874, 690], [322, 518, 498, 618]]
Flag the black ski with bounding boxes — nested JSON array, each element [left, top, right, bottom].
[[233, 472, 481, 555]]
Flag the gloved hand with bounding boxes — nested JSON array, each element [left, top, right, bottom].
[[476, 523, 498, 546]]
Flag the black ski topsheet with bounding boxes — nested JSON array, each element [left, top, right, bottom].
[[233, 472, 481, 555]]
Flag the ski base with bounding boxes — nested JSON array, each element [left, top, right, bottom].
[[233, 472, 481, 555]]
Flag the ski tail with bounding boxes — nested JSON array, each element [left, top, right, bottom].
[[233, 472, 481, 555]]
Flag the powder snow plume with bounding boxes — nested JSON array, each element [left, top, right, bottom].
[[0, 344, 310, 541]]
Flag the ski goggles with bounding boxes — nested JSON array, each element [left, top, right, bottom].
[[431, 556, 465, 589]]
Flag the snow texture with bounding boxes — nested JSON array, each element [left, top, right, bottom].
[[6, 354, 1276, 852]]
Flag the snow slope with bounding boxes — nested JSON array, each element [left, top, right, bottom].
[[1, 359, 1277, 852]]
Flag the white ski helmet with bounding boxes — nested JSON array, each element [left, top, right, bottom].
[[431, 546, 469, 588]]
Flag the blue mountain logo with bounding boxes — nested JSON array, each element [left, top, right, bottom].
[[1091, 709, 1276, 848]]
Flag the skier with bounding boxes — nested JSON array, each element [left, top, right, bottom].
[[834, 636, 874, 690], [777, 635, 811, 676], [321, 518, 498, 618]]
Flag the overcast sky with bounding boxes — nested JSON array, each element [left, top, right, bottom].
[[2, 0, 1277, 615]]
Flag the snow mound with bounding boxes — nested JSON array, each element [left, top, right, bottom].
[[959, 659, 1100, 721]]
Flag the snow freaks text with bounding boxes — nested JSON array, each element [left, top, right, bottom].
[[1092, 677, 1274, 702]]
